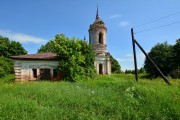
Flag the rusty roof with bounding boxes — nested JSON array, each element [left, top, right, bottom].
[[10, 52, 58, 60]]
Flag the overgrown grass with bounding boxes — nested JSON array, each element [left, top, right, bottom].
[[0, 74, 180, 119]]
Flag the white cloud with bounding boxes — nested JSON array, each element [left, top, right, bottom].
[[117, 58, 132, 62], [116, 53, 146, 71], [126, 54, 133, 57], [109, 14, 121, 19], [117, 53, 145, 62], [0, 30, 47, 44], [119, 21, 130, 27]]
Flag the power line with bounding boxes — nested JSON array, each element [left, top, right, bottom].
[[133, 11, 180, 28], [134, 20, 180, 34]]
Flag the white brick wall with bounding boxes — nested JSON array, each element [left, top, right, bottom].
[[14, 60, 59, 81]]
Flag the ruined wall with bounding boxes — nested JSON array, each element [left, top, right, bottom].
[[89, 28, 107, 45], [95, 56, 111, 74], [14, 60, 59, 81]]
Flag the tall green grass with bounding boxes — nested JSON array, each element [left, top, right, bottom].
[[0, 74, 179, 119]]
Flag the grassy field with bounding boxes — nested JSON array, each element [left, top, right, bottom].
[[0, 74, 180, 120]]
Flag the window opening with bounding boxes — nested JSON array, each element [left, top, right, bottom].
[[53, 69, 58, 78], [32, 69, 37, 78], [99, 64, 103, 74], [99, 33, 103, 44]]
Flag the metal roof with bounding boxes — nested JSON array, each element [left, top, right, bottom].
[[10, 52, 58, 60]]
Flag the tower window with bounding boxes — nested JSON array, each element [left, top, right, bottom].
[[89, 35, 91, 44], [99, 33, 103, 44]]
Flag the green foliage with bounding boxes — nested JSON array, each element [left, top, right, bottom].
[[0, 56, 14, 78], [0, 36, 10, 57], [144, 40, 180, 78], [0, 74, 179, 119], [8, 41, 27, 56], [0, 36, 27, 78], [38, 34, 96, 81], [125, 69, 133, 74], [0, 36, 27, 57], [125, 68, 145, 74], [170, 68, 180, 79], [37, 40, 54, 53], [172, 39, 180, 69], [110, 55, 121, 73], [0, 67, 6, 78], [139, 67, 146, 74], [144, 42, 173, 77], [0, 74, 15, 83]]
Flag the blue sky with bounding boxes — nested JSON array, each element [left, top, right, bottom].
[[0, 0, 180, 71]]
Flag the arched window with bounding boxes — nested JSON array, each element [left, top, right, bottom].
[[99, 64, 103, 74], [99, 33, 103, 44]]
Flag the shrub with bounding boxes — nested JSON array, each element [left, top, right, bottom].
[[0, 67, 6, 78], [0, 56, 14, 78], [170, 68, 180, 79], [38, 34, 96, 82]]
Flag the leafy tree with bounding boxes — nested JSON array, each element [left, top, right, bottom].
[[170, 39, 180, 78], [139, 67, 146, 74], [0, 36, 27, 57], [144, 42, 173, 77], [110, 55, 121, 73], [0, 56, 13, 78], [0, 36, 11, 57], [38, 34, 96, 82], [0, 36, 27, 78], [125, 70, 132, 74], [172, 39, 180, 69], [38, 40, 54, 53], [9, 41, 27, 56]]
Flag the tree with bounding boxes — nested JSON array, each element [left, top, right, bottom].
[[125, 69, 132, 74], [0, 56, 14, 78], [144, 42, 173, 77], [139, 67, 145, 74], [38, 40, 54, 53], [170, 39, 180, 78], [110, 55, 121, 73], [172, 39, 180, 69], [0, 36, 27, 57], [0, 36, 27, 78], [9, 41, 27, 56], [0, 36, 11, 57], [38, 34, 96, 82]]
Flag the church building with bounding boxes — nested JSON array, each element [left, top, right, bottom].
[[89, 8, 111, 74], [11, 7, 111, 81]]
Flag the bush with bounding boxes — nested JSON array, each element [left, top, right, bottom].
[[38, 34, 96, 82], [0, 56, 14, 78], [0, 67, 6, 78], [170, 68, 180, 79], [144, 42, 173, 77], [110, 55, 121, 73]]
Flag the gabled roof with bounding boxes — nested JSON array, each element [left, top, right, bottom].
[[11, 52, 58, 60]]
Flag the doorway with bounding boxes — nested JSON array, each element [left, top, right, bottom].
[[40, 69, 51, 80], [99, 64, 103, 74]]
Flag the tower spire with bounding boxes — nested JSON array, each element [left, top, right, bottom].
[[96, 5, 99, 19]]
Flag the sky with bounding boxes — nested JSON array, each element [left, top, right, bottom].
[[0, 0, 180, 71]]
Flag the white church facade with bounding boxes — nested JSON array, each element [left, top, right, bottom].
[[11, 8, 111, 81]]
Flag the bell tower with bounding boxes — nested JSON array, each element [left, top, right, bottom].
[[89, 7, 111, 74]]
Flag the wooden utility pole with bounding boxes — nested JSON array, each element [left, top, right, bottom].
[[130, 28, 171, 85], [131, 28, 138, 81], [133, 39, 171, 85]]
